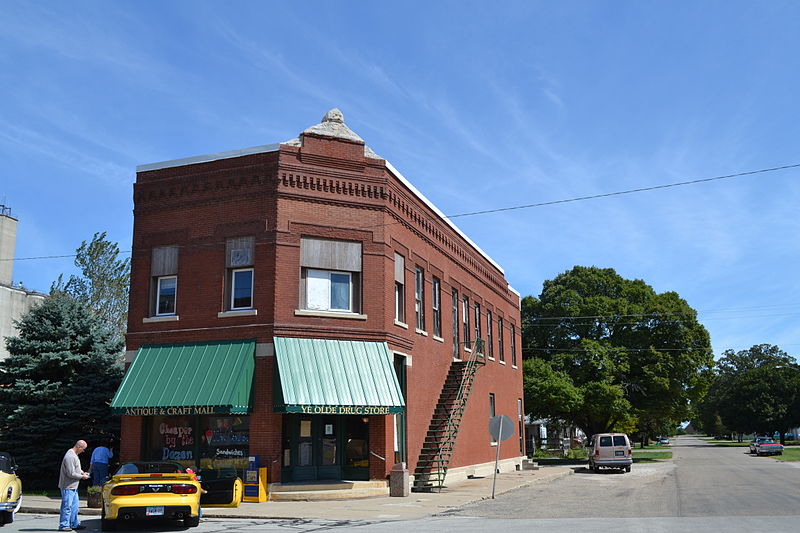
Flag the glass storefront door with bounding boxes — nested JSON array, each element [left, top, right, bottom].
[[281, 414, 369, 482]]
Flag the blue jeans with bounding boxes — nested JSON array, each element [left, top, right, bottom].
[[92, 462, 109, 486], [59, 488, 80, 530]]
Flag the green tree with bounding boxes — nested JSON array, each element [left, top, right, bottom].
[[0, 296, 123, 489], [522, 266, 713, 438], [51, 232, 130, 347], [700, 345, 800, 443]]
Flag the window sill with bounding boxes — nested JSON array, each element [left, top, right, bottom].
[[498, 360, 507, 365], [143, 315, 179, 323], [295, 309, 368, 320], [415, 329, 428, 336], [464, 347, 472, 353], [512, 365, 518, 370], [218, 309, 258, 318], [432, 335, 444, 343], [490, 441, 498, 447], [487, 356, 496, 362], [394, 320, 409, 329]]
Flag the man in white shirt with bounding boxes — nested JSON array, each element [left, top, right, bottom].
[[58, 440, 88, 531]]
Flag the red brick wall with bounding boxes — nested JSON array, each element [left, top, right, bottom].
[[122, 128, 523, 480]]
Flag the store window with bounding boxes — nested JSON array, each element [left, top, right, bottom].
[[345, 417, 369, 469], [144, 415, 250, 480]]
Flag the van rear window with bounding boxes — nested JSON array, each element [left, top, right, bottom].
[[599, 436, 612, 446], [613, 436, 627, 446]]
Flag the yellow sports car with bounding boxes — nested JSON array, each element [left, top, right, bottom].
[[101, 462, 202, 531], [101, 461, 243, 531], [0, 452, 21, 526]]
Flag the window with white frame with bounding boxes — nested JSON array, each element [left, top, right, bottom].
[[486, 310, 493, 358], [394, 253, 405, 323], [462, 296, 471, 346], [415, 267, 425, 331], [451, 289, 459, 356], [151, 245, 178, 317], [305, 269, 353, 311], [300, 238, 361, 313], [498, 317, 505, 362], [474, 303, 481, 347], [226, 237, 254, 310], [511, 324, 517, 366], [230, 269, 254, 309], [432, 277, 441, 338], [156, 276, 177, 316]]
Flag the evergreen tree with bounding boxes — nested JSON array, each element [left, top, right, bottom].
[[0, 296, 123, 489]]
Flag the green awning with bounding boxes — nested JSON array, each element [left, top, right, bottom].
[[273, 337, 405, 415], [111, 339, 255, 416]]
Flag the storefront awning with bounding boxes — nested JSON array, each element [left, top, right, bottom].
[[111, 339, 255, 416], [273, 337, 405, 414]]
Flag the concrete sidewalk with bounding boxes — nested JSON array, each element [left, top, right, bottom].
[[21, 466, 572, 521]]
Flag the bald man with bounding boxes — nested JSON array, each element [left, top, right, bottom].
[[58, 440, 88, 531]]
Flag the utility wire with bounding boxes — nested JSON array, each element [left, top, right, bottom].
[[5, 161, 799, 262]]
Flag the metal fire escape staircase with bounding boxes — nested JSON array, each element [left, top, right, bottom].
[[412, 339, 485, 492]]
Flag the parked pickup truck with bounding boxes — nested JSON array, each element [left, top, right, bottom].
[[750, 437, 783, 456]]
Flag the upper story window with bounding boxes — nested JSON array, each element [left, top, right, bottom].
[[151, 246, 178, 317], [300, 237, 361, 314], [415, 267, 425, 331], [462, 296, 471, 346], [498, 317, 505, 362], [451, 289, 459, 356], [156, 276, 177, 316], [486, 310, 494, 359], [394, 253, 405, 324], [432, 277, 441, 338], [227, 237, 254, 310], [511, 324, 517, 366], [474, 303, 481, 346]]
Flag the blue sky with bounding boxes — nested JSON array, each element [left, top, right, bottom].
[[2, 1, 799, 357]]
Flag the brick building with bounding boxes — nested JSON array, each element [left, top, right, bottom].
[[113, 109, 524, 490]]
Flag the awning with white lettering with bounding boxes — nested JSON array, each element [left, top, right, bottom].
[[273, 337, 405, 414], [111, 340, 255, 415]]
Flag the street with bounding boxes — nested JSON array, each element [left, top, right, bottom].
[[9, 436, 800, 532]]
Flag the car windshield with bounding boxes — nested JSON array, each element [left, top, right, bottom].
[[0, 453, 15, 474], [115, 462, 185, 475]]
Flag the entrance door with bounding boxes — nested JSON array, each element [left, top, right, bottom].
[[281, 414, 370, 482], [283, 415, 342, 482]]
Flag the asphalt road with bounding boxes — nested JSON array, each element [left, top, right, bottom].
[[450, 434, 800, 519], [9, 436, 800, 532]]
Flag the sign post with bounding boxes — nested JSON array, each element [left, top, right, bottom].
[[488, 414, 514, 499]]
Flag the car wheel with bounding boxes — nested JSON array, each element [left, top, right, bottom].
[[625, 466, 631, 473], [1, 510, 11, 525], [587, 461, 593, 471], [184, 516, 200, 528]]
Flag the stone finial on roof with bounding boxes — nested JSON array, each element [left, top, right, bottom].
[[282, 108, 382, 159], [323, 108, 344, 123]]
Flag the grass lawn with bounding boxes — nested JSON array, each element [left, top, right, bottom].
[[633, 451, 672, 462], [773, 448, 800, 461]]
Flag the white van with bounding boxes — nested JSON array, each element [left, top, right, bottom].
[[586, 433, 632, 472]]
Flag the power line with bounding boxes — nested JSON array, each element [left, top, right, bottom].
[[5, 161, 799, 262], [445, 162, 800, 219]]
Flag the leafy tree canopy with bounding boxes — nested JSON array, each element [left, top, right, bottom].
[[522, 266, 713, 438], [0, 296, 123, 488], [698, 345, 800, 441], [51, 232, 130, 347]]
